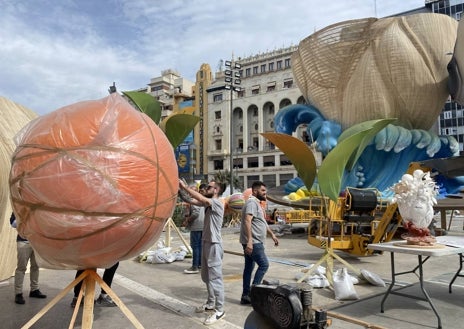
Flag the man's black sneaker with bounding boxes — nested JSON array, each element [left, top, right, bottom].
[[15, 293, 25, 304], [240, 295, 251, 305], [29, 290, 47, 298], [184, 266, 200, 274]]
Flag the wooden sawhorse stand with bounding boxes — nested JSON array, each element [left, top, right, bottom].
[[21, 269, 144, 329]]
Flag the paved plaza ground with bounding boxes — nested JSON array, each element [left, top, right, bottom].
[[1, 214, 464, 329]]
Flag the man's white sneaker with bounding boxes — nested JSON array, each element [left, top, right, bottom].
[[195, 303, 215, 313], [204, 310, 225, 325]]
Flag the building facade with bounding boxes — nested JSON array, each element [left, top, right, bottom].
[[427, 0, 464, 152], [144, 69, 195, 119], [205, 46, 309, 190]]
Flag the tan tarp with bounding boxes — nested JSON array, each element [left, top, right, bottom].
[[0, 97, 37, 281], [292, 13, 458, 130]]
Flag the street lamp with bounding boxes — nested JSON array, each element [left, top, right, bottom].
[[224, 60, 241, 194]]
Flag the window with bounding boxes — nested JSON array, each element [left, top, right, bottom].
[[284, 58, 290, 68], [269, 62, 274, 71], [261, 64, 266, 73], [265, 141, 275, 150], [233, 158, 243, 168], [262, 174, 276, 188], [215, 139, 222, 151], [254, 123, 259, 131], [215, 111, 221, 120], [248, 175, 259, 183], [253, 137, 259, 149], [253, 66, 258, 74], [253, 108, 258, 116], [279, 174, 294, 186], [213, 93, 223, 102], [444, 111, 452, 119], [280, 155, 291, 166], [252, 86, 260, 95], [216, 126, 220, 133], [263, 156, 275, 167], [237, 90, 245, 98], [283, 79, 293, 88], [267, 82, 276, 92], [277, 60, 282, 70], [246, 68, 251, 77], [248, 157, 259, 168], [214, 160, 224, 170]]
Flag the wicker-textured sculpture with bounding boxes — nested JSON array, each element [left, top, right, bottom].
[[292, 14, 458, 130]]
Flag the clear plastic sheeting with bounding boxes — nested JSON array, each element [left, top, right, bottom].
[[9, 93, 178, 270]]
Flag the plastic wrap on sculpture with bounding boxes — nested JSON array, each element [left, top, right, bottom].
[[9, 94, 178, 269], [291, 13, 458, 130], [391, 170, 439, 245]]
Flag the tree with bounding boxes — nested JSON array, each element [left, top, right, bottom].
[[213, 170, 243, 192]]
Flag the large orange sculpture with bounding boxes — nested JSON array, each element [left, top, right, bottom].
[[9, 93, 178, 269]]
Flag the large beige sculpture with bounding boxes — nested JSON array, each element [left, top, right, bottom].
[[0, 97, 37, 281], [292, 13, 458, 130]]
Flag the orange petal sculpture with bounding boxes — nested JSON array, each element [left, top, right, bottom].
[[9, 94, 178, 269]]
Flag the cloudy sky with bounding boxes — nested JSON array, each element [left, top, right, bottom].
[[1, 0, 425, 115]]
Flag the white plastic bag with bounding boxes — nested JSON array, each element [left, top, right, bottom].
[[333, 268, 359, 300]]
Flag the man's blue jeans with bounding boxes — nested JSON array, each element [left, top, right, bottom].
[[190, 230, 202, 268], [241, 242, 269, 297]]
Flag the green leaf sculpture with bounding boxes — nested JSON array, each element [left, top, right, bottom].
[[122, 91, 162, 124], [262, 118, 395, 202], [122, 91, 200, 149], [160, 113, 200, 149], [261, 133, 317, 191], [318, 118, 396, 201]]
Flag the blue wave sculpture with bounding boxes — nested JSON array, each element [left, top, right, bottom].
[[275, 104, 462, 197]]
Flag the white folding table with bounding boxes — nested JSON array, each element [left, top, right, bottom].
[[368, 239, 464, 329]]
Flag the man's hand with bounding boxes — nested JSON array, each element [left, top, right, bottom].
[[272, 234, 279, 247], [244, 242, 253, 255], [179, 179, 188, 189]]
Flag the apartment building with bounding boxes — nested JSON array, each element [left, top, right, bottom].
[[144, 69, 195, 119], [427, 0, 464, 152], [205, 46, 307, 190]]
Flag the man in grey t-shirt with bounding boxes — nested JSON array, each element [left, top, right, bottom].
[[183, 183, 206, 274], [179, 179, 226, 325], [239, 181, 279, 305]]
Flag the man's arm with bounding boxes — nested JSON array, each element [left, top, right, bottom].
[[179, 180, 211, 207], [244, 213, 254, 255], [186, 205, 200, 223], [267, 225, 279, 246]]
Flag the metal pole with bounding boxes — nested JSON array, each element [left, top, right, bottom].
[[229, 87, 234, 194]]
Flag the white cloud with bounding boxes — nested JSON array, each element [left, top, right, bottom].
[[0, 0, 425, 115]]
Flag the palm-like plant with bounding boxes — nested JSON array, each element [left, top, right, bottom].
[[213, 170, 243, 192]]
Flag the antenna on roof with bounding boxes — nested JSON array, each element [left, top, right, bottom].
[[108, 82, 117, 94]]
